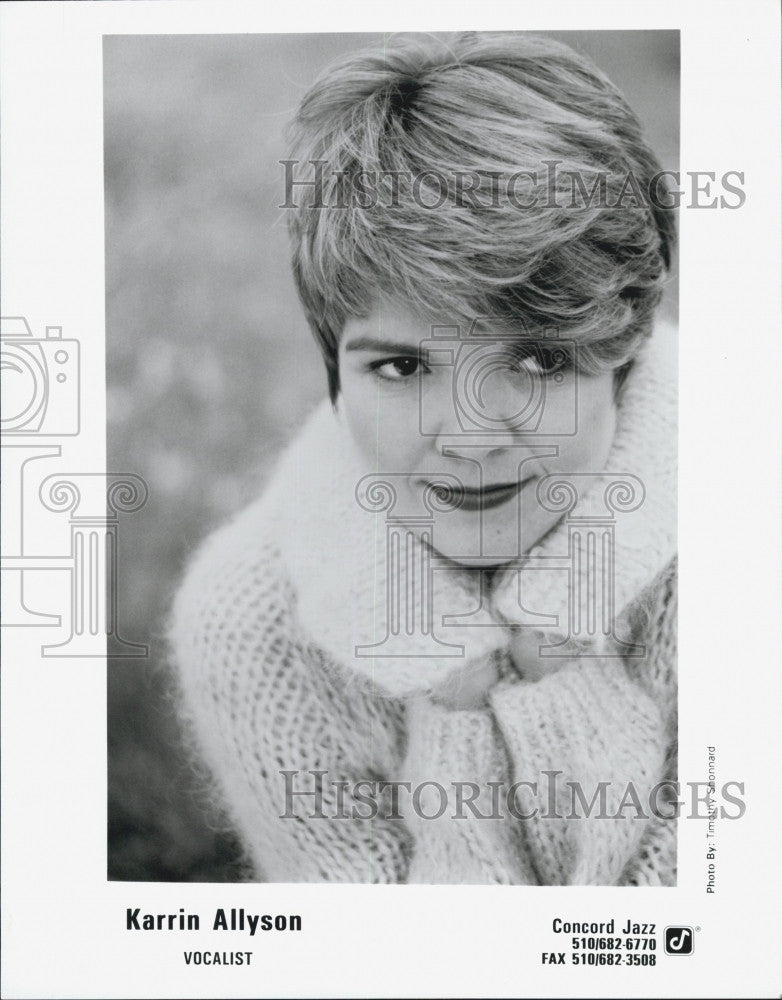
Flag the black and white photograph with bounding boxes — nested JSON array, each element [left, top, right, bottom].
[[106, 30, 680, 886], [1, 3, 781, 998]]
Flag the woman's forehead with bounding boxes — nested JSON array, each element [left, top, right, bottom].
[[341, 299, 541, 352]]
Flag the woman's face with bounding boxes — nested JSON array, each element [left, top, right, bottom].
[[339, 298, 617, 567]]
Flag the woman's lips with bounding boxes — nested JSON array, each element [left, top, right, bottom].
[[426, 478, 532, 512]]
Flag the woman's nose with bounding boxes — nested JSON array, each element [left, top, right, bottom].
[[428, 350, 545, 442], [465, 362, 538, 427]]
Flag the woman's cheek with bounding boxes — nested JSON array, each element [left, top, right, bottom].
[[567, 374, 617, 471], [342, 382, 405, 468], [375, 395, 425, 468], [371, 396, 431, 470], [341, 388, 375, 462]]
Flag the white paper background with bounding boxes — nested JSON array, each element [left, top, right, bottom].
[[1, 1, 780, 998]]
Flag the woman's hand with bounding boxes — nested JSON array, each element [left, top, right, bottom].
[[429, 632, 567, 710], [507, 630, 566, 683], [429, 656, 501, 710]]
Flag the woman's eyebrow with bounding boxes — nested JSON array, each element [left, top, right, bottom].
[[344, 336, 422, 354]]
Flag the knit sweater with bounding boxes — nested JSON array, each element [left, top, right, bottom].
[[170, 322, 678, 885]]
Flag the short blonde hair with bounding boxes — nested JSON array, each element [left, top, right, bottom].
[[286, 32, 676, 401]]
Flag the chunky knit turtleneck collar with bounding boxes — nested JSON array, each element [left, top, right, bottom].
[[265, 320, 676, 697]]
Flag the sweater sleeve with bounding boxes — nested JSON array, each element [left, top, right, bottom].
[[169, 516, 412, 883], [400, 695, 538, 884], [484, 557, 678, 886], [619, 558, 679, 886], [488, 657, 669, 885]]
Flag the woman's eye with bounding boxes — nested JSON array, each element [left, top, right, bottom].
[[370, 356, 423, 381]]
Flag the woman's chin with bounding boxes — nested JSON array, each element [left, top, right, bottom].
[[423, 509, 563, 568]]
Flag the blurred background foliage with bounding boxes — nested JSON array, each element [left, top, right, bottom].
[[105, 31, 679, 881]]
